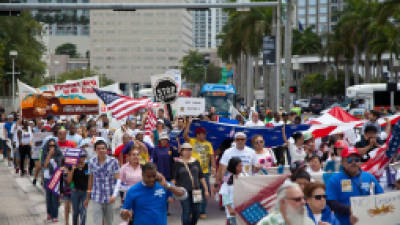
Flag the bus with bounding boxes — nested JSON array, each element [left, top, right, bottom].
[[200, 83, 236, 116], [346, 83, 400, 110]]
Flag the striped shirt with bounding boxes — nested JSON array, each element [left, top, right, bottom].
[[88, 156, 119, 203]]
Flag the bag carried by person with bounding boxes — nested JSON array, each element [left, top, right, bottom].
[[183, 161, 202, 203]]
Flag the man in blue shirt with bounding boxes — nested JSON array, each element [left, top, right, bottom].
[[121, 162, 187, 225], [326, 145, 383, 225]]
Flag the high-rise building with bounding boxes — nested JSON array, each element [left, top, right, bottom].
[[28, 0, 90, 36], [90, 0, 193, 83], [295, 0, 344, 34], [193, 0, 228, 48]]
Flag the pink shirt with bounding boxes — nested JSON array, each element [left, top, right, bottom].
[[120, 163, 142, 188]]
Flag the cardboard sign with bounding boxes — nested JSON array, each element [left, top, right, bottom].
[[351, 192, 400, 225], [31, 132, 52, 159], [151, 74, 178, 103], [176, 97, 205, 116]]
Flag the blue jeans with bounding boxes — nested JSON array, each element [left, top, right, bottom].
[[200, 173, 210, 214], [180, 191, 201, 225], [44, 178, 59, 219], [71, 189, 87, 225]]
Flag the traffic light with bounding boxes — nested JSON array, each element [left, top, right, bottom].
[[289, 86, 297, 93]]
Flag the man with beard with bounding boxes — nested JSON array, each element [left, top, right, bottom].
[[326, 146, 383, 225], [257, 182, 314, 225]]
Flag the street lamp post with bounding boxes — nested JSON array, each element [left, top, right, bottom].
[[9, 50, 18, 109], [53, 60, 59, 83]]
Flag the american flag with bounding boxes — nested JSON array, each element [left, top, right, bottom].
[[235, 175, 287, 225], [144, 109, 157, 135], [94, 89, 159, 120], [361, 120, 400, 177]]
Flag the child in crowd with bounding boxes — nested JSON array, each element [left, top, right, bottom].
[[219, 157, 242, 225]]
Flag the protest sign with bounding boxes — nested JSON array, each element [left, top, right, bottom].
[[351, 191, 400, 225], [19, 77, 99, 118], [151, 74, 178, 104], [31, 132, 52, 160], [63, 148, 82, 166], [176, 97, 205, 116]]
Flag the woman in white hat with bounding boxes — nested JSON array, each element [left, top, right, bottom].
[[172, 143, 209, 225]]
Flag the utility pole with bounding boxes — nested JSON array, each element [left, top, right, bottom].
[[275, 0, 281, 112], [8, 50, 18, 110], [284, 0, 293, 111]]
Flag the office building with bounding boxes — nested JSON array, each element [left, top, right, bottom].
[[193, 0, 228, 48], [90, 0, 193, 83], [295, 0, 345, 34]]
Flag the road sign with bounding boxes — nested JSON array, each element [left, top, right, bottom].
[[263, 36, 275, 65]]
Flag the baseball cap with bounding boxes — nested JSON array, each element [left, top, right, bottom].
[[195, 127, 206, 135], [234, 132, 247, 139], [341, 146, 360, 158], [157, 119, 164, 124], [302, 132, 313, 141], [159, 133, 170, 140], [334, 140, 347, 149]]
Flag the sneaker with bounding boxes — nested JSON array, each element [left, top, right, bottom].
[[200, 214, 207, 219], [33, 179, 37, 186], [15, 168, 19, 174]]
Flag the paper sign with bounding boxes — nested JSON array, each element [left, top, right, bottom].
[[351, 192, 400, 225], [64, 148, 82, 165], [31, 132, 52, 159], [176, 97, 205, 116]]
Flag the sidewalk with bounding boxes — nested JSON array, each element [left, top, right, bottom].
[[0, 159, 226, 225]]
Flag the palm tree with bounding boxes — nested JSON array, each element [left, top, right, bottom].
[[292, 27, 322, 55]]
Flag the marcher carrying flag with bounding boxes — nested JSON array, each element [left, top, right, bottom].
[[361, 119, 400, 177]]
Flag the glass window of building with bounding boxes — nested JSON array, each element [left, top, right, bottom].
[[298, 0, 306, 6], [299, 17, 306, 25], [309, 0, 317, 5], [309, 16, 316, 24], [319, 15, 327, 23], [319, 0, 327, 3], [298, 8, 306, 15], [319, 6, 328, 13], [309, 7, 316, 14]]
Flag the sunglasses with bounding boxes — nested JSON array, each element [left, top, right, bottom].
[[312, 194, 327, 200], [255, 140, 264, 144], [346, 158, 361, 163], [48, 145, 56, 147], [286, 197, 305, 202]]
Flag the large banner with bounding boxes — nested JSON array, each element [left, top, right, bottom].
[[19, 77, 99, 118], [188, 120, 310, 149], [351, 192, 400, 225]]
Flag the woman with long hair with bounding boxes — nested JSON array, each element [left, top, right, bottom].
[[251, 135, 276, 170], [41, 138, 63, 222]]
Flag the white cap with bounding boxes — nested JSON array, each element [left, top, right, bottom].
[[181, 143, 192, 149], [234, 132, 247, 139], [159, 133, 170, 140], [157, 119, 164, 124]]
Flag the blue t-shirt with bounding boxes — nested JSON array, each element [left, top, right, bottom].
[[326, 170, 384, 225], [123, 181, 172, 225], [151, 146, 178, 180], [4, 121, 15, 139]]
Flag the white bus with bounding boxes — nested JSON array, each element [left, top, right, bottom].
[[346, 83, 400, 111]]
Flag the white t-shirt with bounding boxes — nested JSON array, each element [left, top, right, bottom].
[[271, 120, 284, 127], [245, 120, 265, 127], [255, 148, 277, 169], [220, 146, 257, 175], [20, 129, 32, 145], [306, 166, 323, 176], [313, 213, 322, 223], [288, 141, 306, 163]]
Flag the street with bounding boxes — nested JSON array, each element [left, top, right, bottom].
[[0, 160, 226, 225]]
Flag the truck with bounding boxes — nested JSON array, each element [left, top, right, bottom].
[[346, 83, 400, 111]]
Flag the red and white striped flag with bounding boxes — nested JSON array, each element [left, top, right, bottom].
[[94, 89, 159, 120], [144, 109, 157, 135]]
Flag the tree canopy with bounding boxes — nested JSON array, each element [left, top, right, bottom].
[[55, 43, 79, 58]]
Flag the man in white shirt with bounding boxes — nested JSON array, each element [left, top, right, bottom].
[[245, 112, 265, 127], [216, 132, 259, 185], [111, 119, 134, 155], [271, 112, 284, 127]]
